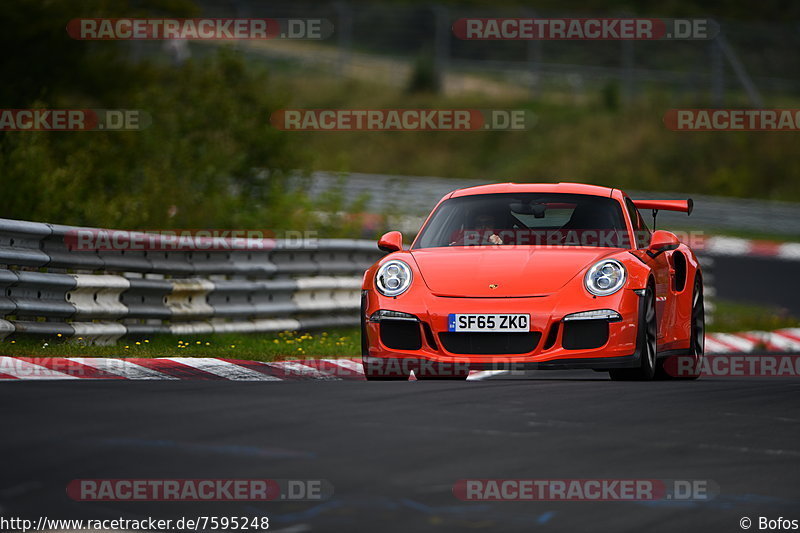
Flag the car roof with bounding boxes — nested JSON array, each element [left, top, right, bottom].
[[449, 182, 616, 198]]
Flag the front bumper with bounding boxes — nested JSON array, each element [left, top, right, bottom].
[[363, 287, 643, 370]]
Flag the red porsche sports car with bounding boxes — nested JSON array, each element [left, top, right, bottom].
[[361, 182, 704, 381]]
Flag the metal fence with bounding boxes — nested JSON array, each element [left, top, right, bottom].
[[192, 1, 800, 106], [301, 171, 800, 237], [0, 218, 383, 345], [300, 171, 729, 323]]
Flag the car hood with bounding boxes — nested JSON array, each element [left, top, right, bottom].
[[410, 247, 619, 297]]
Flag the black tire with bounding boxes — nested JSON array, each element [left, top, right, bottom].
[[656, 277, 704, 380], [609, 286, 657, 381]]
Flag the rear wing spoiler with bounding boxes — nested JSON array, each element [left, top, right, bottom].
[[632, 199, 693, 216]]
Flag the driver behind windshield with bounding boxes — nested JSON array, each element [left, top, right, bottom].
[[417, 193, 626, 250], [450, 211, 507, 245]]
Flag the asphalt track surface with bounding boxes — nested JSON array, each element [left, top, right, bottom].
[[1, 371, 799, 533]]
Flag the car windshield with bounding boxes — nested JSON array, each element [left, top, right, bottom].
[[412, 193, 629, 249]]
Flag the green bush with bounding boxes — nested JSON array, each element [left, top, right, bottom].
[[406, 51, 441, 94], [0, 48, 304, 229], [0, 0, 326, 232]]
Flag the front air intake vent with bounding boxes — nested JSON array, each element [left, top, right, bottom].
[[562, 320, 609, 350], [380, 320, 422, 350], [438, 332, 541, 355]]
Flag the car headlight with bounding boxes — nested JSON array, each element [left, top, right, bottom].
[[375, 260, 413, 297], [584, 259, 626, 296]]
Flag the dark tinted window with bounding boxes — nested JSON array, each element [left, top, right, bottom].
[[625, 197, 652, 249], [413, 193, 629, 249]]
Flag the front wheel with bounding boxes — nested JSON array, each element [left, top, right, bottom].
[[609, 287, 657, 381]]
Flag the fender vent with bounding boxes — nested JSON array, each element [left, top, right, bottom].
[[671, 251, 687, 292]]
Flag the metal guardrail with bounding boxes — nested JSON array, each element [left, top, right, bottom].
[[0, 218, 383, 345]]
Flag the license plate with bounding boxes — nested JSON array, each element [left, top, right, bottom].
[[448, 314, 530, 332]]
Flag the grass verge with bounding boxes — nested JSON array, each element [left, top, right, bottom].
[[0, 329, 361, 361], [709, 300, 799, 333]]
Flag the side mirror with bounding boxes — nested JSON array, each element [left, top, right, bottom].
[[378, 231, 403, 253], [648, 230, 680, 255]]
